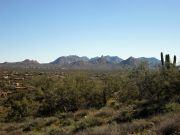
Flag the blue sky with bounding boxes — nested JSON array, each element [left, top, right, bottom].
[[0, 0, 180, 63]]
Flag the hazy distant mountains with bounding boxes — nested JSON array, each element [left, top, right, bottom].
[[51, 55, 89, 65], [120, 57, 160, 67], [89, 56, 123, 64], [51, 55, 159, 65], [3, 59, 39, 65], [0, 55, 161, 70], [49, 55, 160, 69], [51, 55, 124, 65]]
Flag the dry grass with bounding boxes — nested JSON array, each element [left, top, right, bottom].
[[0, 111, 179, 135], [155, 113, 180, 135], [76, 119, 154, 135]]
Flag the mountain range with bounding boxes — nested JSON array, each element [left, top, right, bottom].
[[51, 55, 160, 67], [0, 55, 161, 70]]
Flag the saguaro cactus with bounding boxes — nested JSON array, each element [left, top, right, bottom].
[[173, 55, 176, 66], [161, 52, 164, 66], [165, 54, 170, 69], [160, 52, 177, 69]]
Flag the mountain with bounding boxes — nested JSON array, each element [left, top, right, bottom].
[[0, 55, 160, 70], [105, 56, 123, 64], [50, 55, 123, 65], [120, 57, 139, 66], [120, 57, 160, 67], [50, 55, 89, 65], [0, 59, 40, 69], [50, 55, 160, 70], [90, 55, 123, 64], [20, 59, 39, 65], [138, 57, 161, 66], [3, 59, 39, 65]]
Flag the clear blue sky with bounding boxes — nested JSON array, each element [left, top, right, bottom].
[[0, 0, 180, 63]]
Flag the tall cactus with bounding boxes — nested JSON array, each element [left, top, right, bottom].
[[173, 55, 176, 66], [165, 54, 170, 63], [161, 52, 164, 66], [165, 54, 170, 69], [160, 52, 177, 69]]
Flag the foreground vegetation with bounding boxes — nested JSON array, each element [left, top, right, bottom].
[[0, 54, 180, 135]]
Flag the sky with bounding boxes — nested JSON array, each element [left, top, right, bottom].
[[0, 0, 180, 63]]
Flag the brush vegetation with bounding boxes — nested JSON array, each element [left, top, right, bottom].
[[0, 53, 180, 135]]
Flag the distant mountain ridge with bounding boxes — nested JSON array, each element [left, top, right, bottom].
[[0, 55, 161, 70], [51, 55, 124, 65], [3, 59, 39, 65], [51, 55, 89, 65], [120, 57, 160, 67], [89, 55, 123, 64], [50, 55, 160, 66]]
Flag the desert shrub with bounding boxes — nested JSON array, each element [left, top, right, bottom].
[[75, 75, 105, 109], [54, 112, 75, 126], [0, 106, 9, 122], [165, 102, 180, 112], [94, 107, 114, 118], [113, 105, 136, 123], [74, 110, 88, 121], [23, 117, 58, 132], [6, 96, 38, 122], [3, 123, 24, 132], [76, 125, 113, 135], [73, 116, 103, 132], [48, 130, 69, 135], [115, 75, 140, 103], [46, 126, 61, 135], [0, 131, 23, 135], [38, 86, 79, 116], [60, 118, 75, 127], [55, 112, 73, 120], [76, 119, 153, 135], [37, 95, 57, 116], [106, 98, 121, 109], [3, 86, 40, 122], [126, 120, 154, 134], [133, 100, 165, 119]]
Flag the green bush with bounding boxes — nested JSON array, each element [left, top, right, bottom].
[[6, 97, 38, 122], [165, 102, 180, 112]]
